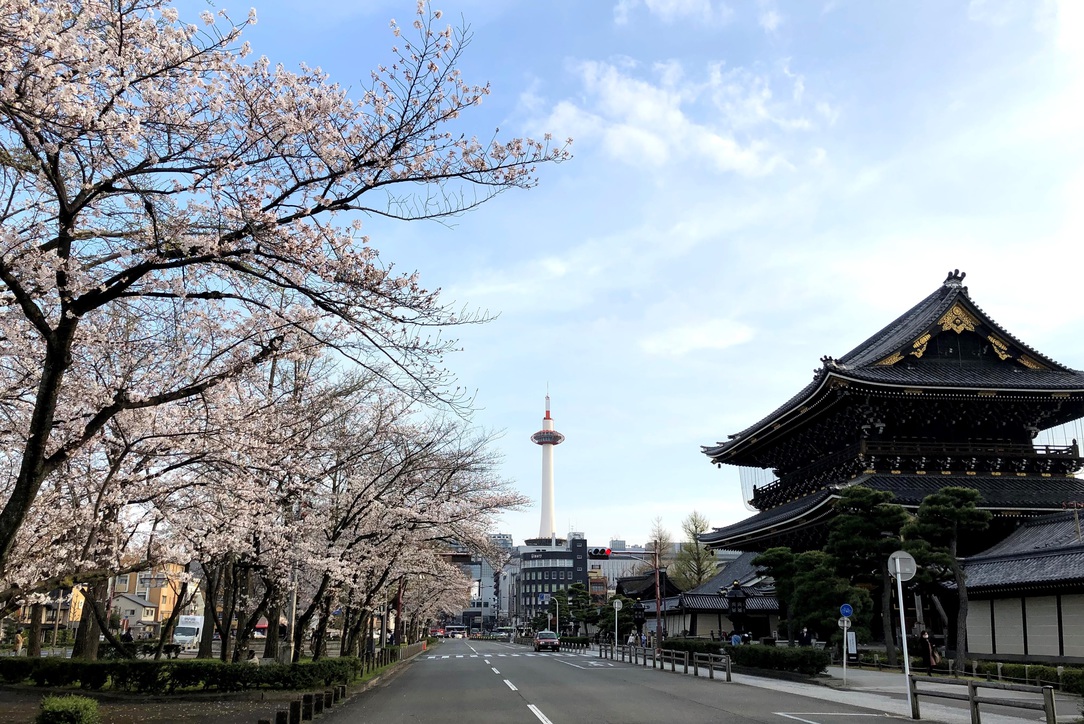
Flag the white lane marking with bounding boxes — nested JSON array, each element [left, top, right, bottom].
[[504, 679, 518, 691], [491, 666, 500, 674], [484, 659, 491, 664], [528, 704, 554, 724], [776, 715, 821, 724]]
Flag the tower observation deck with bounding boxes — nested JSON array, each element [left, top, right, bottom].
[[531, 395, 565, 540]]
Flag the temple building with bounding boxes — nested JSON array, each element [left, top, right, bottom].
[[700, 270, 1084, 555]]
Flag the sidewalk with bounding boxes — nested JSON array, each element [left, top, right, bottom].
[[735, 664, 1082, 724], [591, 645, 1081, 724]]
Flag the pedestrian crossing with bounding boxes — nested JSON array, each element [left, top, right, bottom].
[[424, 652, 593, 660]]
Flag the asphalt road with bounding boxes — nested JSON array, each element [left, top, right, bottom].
[[327, 638, 915, 724]]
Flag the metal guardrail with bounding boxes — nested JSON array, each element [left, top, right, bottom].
[[598, 644, 731, 682], [908, 674, 1057, 724]]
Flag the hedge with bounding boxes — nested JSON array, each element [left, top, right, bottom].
[[36, 695, 101, 724], [0, 657, 363, 694], [663, 638, 725, 655], [724, 644, 832, 677]]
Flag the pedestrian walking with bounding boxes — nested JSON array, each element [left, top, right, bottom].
[[14, 631, 24, 655], [919, 631, 939, 675], [730, 631, 742, 647], [798, 627, 812, 646]]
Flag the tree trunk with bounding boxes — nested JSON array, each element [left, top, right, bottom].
[[27, 603, 44, 657], [263, 597, 282, 659], [880, 568, 898, 666], [72, 581, 104, 660], [953, 561, 969, 668], [153, 575, 190, 660], [198, 580, 217, 659]]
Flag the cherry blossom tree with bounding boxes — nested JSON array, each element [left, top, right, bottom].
[[0, 0, 568, 581]]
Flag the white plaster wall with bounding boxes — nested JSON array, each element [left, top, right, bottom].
[[1024, 596, 1059, 657], [992, 598, 1024, 655], [968, 599, 993, 654], [1063, 594, 1084, 657]]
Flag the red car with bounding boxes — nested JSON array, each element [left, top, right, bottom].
[[533, 631, 559, 652]]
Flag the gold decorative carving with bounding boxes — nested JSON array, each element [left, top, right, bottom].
[[1052, 393, 1069, 399], [916, 470, 926, 475], [876, 352, 904, 366], [938, 304, 977, 334], [978, 390, 996, 397], [966, 471, 976, 475], [987, 335, 1011, 361], [1018, 355, 1044, 370], [890, 470, 901, 474], [910, 333, 932, 359], [904, 389, 924, 395]]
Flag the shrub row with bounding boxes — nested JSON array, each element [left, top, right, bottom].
[[968, 660, 1084, 695], [724, 644, 832, 677], [662, 638, 725, 655], [0, 657, 362, 694]]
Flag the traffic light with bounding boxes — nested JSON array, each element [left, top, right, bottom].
[[588, 547, 611, 559]]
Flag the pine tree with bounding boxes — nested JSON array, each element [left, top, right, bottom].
[[902, 487, 991, 667], [826, 487, 910, 665]]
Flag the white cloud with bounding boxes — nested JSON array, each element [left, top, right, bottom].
[[759, 9, 782, 32], [613, 0, 734, 26], [535, 58, 821, 176], [639, 319, 755, 356], [967, 0, 1045, 26]]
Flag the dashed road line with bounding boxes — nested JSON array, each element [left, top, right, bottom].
[[491, 667, 500, 674], [504, 679, 518, 691], [528, 704, 554, 724]]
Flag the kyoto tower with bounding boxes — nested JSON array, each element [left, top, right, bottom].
[[530, 395, 565, 541]]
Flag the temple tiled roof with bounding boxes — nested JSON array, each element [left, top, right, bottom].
[[861, 474, 1084, 508], [699, 490, 836, 546], [958, 511, 1084, 592], [702, 271, 1084, 462], [699, 475, 1084, 548]]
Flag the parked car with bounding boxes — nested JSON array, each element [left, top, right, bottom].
[[533, 630, 559, 652]]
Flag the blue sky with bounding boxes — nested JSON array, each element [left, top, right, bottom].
[[233, 0, 1084, 548]]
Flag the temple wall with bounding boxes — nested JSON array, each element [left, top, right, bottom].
[[967, 600, 993, 654], [1025, 596, 1059, 657], [992, 599, 1025, 655], [1064, 594, 1084, 657]]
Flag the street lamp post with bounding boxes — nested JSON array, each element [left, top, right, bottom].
[[725, 580, 747, 640], [653, 543, 662, 649]]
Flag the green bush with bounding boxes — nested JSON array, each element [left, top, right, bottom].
[[1000, 663, 1027, 682], [1061, 668, 1084, 696], [726, 643, 831, 677], [32, 659, 80, 688], [11, 655, 365, 694], [663, 638, 724, 655], [74, 662, 110, 691], [36, 695, 100, 724], [1029, 665, 1060, 686], [0, 656, 37, 683]]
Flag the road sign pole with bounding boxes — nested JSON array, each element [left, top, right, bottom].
[[895, 556, 911, 691]]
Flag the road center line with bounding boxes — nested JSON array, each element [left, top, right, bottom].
[[491, 667, 501, 674], [504, 679, 518, 691], [528, 704, 554, 724]]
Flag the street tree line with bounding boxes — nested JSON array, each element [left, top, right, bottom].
[[0, 0, 567, 659]]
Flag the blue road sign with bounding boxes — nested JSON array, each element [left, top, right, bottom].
[[840, 603, 853, 617]]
